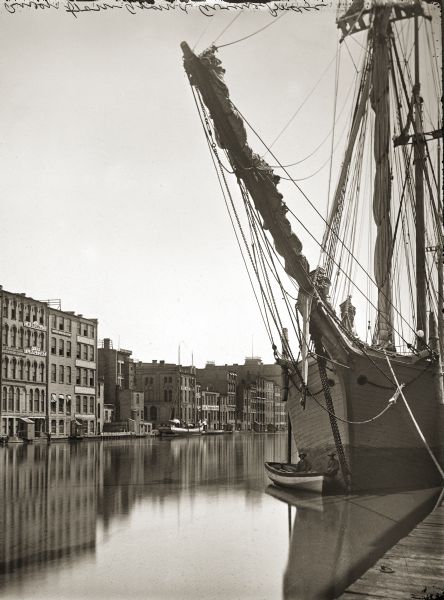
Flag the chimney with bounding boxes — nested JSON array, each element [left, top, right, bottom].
[[104, 338, 111, 350]]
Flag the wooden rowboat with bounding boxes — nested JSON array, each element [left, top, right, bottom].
[[265, 462, 325, 494]]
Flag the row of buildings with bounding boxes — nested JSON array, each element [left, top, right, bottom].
[[0, 286, 287, 441]]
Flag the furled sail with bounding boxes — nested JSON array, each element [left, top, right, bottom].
[[370, 8, 394, 346]]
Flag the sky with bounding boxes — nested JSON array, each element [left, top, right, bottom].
[[0, 1, 441, 366]]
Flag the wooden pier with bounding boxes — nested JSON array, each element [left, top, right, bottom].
[[340, 493, 444, 599]]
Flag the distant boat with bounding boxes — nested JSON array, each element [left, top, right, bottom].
[[265, 462, 325, 494], [158, 419, 205, 437]]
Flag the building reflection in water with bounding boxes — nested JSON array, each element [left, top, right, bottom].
[[0, 442, 103, 582], [2, 435, 438, 600], [0, 434, 286, 588]]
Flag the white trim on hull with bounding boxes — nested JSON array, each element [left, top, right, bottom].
[[265, 462, 325, 493]]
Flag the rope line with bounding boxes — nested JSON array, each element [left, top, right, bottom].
[[216, 13, 285, 49]]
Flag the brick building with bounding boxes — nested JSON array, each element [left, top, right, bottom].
[[0, 286, 98, 440], [196, 363, 237, 430], [135, 361, 197, 428]]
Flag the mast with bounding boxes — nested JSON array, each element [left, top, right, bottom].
[[414, 15, 427, 347], [370, 7, 394, 347]]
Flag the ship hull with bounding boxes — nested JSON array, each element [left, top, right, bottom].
[[288, 349, 444, 492]]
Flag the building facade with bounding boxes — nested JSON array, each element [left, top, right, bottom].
[[0, 286, 98, 440], [196, 363, 237, 430], [135, 361, 197, 428]]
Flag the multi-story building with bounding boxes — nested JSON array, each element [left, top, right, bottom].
[[1, 289, 48, 439], [118, 389, 151, 434], [200, 389, 220, 430], [97, 338, 134, 421], [196, 363, 237, 430], [135, 361, 197, 428], [0, 286, 98, 441]]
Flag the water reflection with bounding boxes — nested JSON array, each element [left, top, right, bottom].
[[267, 485, 442, 599], [0, 435, 440, 599]]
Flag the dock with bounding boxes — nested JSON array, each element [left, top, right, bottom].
[[340, 492, 444, 599]]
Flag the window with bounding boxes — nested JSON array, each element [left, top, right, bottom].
[[59, 420, 64, 434], [11, 301, 16, 320], [29, 388, 34, 412], [25, 360, 30, 380], [2, 299, 8, 318], [89, 397, 94, 413], [39, 309, 44, 325], [11, 359, 17, 379], [82, 344, 88, 360], [97, 404, 101, 418], [51, 364, 56, 383], [66, 318, 71, 332], [66, 395, 72, 415], [76, 367, 80, 385], [67, 366, 71, 385], [76, 343, 81, 359], [89, 421, 94, 433], [3, 324, 9, 347], [58, 395, 64, 413], [83, 396, 87, 413], [11, 327, 17, 347], [3, 357, 9, 379], [51, 420, 56, 434], [89, 370, 95, 387], [77, 322, 81, 334], [35, 389, 40, 412], [18, 303, 23, 320], [51, 337, 56, 354], [83, 325, 88, 336], [59, 339, 64, 356], [51, 315, 56, 329], [18, 328, 24, 348], [164, 390, 168, 402], [88, 345, 94, 361], [76, 395, 80, 413], [59, 365, 64, 384], [41, 390, 45, 413], [39, 363, 44, 382], [81, 369, 87, 386], [66, 341, 71, 358], [168, 390, 173, 402], [32, 331, 38, 347], [8, 387, 13, 411], [25, 329, 31, 348], [150, 406, 157, 421], [24, 305, 30, 321], [39, 332, 44, 350], [51, 393, 56, 413], [32, 361, 37, 382], [58, 317, 64, 331], [18, 360, 24, 379], [2, 387, 6, 411]]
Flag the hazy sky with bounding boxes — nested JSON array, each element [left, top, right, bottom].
[[0, 1, 440, 365]]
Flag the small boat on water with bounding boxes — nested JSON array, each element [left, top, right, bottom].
[[265, 462, 325, 494], [158, 419, 205, 437]]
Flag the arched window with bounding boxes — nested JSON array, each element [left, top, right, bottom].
[[3, 324, 9, 347], [32, 361, 37, 382], [3, 357, 9, 378], [150, 406, 157, 421], [25, 360, 30, 380], [11, 326, 17, 347], [25, 329, 31, 348], [39, 332, 44, 350], [2, 298, 8, 318], [11, 300, 16, 320], [31, 305, 37, 322], [18, 303, 23, 321], [18, 328, 24, 348], [8, 387, 14, 411], [41, 390, 45, 413], [15, 388, 19, 412], [39, 363, 44, 383], [29, 388, 34, 412], [32, 331, 38, 347], [35, 389, 40, 412], [2, 387, 7, 411], [39, 308, 44, 325], [11, 359, 17, 379], [24, 304, 30, 321]]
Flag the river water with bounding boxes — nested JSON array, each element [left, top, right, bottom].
[[0, 434, 441, 600]]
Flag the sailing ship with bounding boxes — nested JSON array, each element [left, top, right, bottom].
[[181, 0, 443, 491], [158, 418, 205, 436]]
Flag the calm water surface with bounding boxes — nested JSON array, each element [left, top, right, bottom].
[[0, 434, 441, 600]]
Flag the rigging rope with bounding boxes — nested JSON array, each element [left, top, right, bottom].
[[216, 13, 285, 49]]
